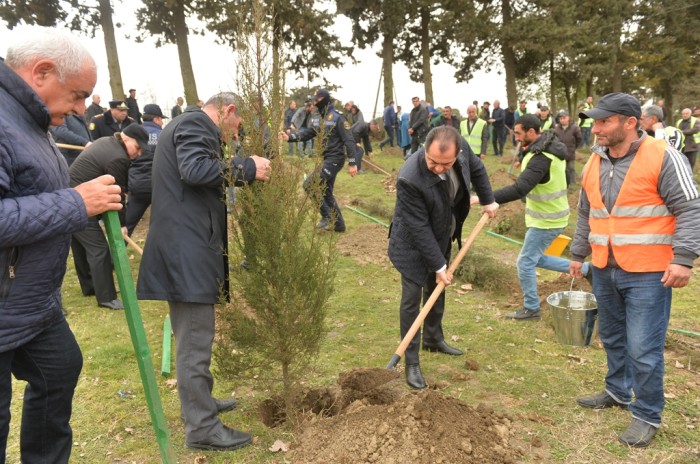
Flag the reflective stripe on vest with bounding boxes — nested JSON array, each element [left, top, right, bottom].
[[581, 137, 675, 271], [676, 116, 700, 146], [460, 118, 486, 154], [521, 150, 569, 228]]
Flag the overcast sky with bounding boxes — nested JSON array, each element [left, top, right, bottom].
[[0, 7, 510, 119]]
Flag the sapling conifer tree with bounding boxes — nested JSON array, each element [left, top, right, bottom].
[[213, 0, 337, 418]]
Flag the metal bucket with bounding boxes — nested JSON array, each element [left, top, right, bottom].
[[547, 291, 598, 346]]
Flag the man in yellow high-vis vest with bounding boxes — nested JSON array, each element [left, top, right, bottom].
[[677, 108, 700, 169]]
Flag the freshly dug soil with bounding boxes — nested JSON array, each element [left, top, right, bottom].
[[289, 368, 524, 463]]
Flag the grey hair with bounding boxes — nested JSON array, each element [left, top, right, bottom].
[[205, 92, 242, 112], [5, 27, 95, 82], [643, 105, 664, 122]]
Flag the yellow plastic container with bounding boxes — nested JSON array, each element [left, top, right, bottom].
[[544, 234, 572, 257]]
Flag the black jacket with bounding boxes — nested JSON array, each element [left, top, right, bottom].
[[388, 139, 494, 285], [289, 104, 357, 165], [409, 104, 430, 137], [494, 131, 568, 204], [69, 135, 131, 224], [137, 107, 257, 304], [50, 114, 92, 166], [351, 121, 373, 154], [126, 96, 142, 124], [89, 109, 135, 139]]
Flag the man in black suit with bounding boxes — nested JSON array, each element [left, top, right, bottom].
[[388, 126, 498, 389]]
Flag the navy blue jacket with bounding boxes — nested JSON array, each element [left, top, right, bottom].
[[50, 114, 92, 166], [0, 59, 88, 352], [128, 120, 161, 195], [383, 104, 397, 127], [388, 139, 494, 285]]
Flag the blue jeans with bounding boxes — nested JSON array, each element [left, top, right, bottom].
[[517, 227, 590, 311], [580, 127, 591, 147], [593, 267, 671, 426], [0, 317, 83, 463], [380, 125, 395, 148]]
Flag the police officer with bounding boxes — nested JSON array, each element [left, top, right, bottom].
[[89, 100, 135, 139], [279, 89, 358, 232]]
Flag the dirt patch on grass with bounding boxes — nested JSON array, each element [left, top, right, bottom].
[[288, 368, 525, 463], [336, 223, 390, 266]]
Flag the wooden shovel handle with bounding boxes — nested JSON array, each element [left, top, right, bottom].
[[386, 213, 490, 369]]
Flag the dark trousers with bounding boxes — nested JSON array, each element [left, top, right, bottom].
[[410, 131, 427, 153], [126, 192, 152, 236], [399, 274, 446, 365], [0, 318, 82, 464], [493, 126, 507, 156], [169, 301, 223, 442], [380, 125, 395, 148], [306, 158, 345, 228], [683, 150, 697, 170], [71, 218, 117, 304], [566, 159, 577, 186]]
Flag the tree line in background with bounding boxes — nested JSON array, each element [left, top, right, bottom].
[[2, 0, 699, 119]]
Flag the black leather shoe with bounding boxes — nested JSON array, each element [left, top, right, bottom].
[[504, 308, 540, 320], [618, 418, 657, 447], [405, 363, 427, 389], [186, 425, 252, 451], [98, 298, 123, 310], [214, 398, 238, 413], [422, 340, 464, 356], [576, 391, 629, 410]]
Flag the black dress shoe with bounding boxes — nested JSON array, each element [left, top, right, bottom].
[[618, 418, 657, 447], [214, 398, 238, 413], [98, 298, 123, 310], [576, 391, 629, 410], [422, 340, 464, 356], [405, 363, 427, 389], [186, 425, 252, 451]]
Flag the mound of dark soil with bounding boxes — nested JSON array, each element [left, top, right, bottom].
[[289, 368, 524, 463]]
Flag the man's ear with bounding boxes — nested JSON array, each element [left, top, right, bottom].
[[32, 60, 57, 86]]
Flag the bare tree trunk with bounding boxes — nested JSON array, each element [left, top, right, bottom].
[[419, 8, 433, 104], [98, 0, 123, 100], [501, 0, 517, 108], [549, 55, 556, 110], [381, 33, 394, 108], [172, 2, 198, 104]]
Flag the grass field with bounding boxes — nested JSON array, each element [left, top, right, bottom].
[[7, 141, 700, 463]]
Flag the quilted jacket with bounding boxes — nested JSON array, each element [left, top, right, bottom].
[[0, 59, 88, 352]]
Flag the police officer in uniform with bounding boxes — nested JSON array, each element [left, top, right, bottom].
[[89, 100, 135, 139], [279, 89, 358, 232]]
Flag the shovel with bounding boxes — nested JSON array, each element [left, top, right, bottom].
[[386, 213, 490, 369]]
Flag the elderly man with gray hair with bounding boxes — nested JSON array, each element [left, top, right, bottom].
[[676, 108, 700, 169], [640, 105, 683, 151]]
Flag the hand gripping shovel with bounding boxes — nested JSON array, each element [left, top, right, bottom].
[[386, 213, 490, 369]]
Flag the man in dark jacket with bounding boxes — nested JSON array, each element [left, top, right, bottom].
[[85, 94, 104, 123], [351, 119, 379, 172], [1, 27, 123, 464], [126, 104, 167, 235], [494, 114, 591, 321], [280, 89, 358, 232], [388, 126, 498, 389], [553, 111, 582, 186], [125, 88, 142, 124], [50, 112, 93, 166], [89, 100, 135, 139], [408, 96, 430, 154], [138, 93, 270, 452], [489, 100, 507, 156], [379, 101, 397, 149], [434, 106, 460, 130], [69, 125, 149, 310]]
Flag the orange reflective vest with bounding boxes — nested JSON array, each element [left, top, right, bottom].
[[581, 137, 675, 271]]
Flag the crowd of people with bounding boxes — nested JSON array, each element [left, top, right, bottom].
[[2, 26, 699, 463]]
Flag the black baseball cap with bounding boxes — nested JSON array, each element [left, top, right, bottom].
[[121, 124, 150, 153], [580, 92, 641, 120], [313, 89, 330, 101]]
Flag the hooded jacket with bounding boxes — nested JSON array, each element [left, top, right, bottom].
[[0, 59, 88, 352], [493, 131, 568, 205]]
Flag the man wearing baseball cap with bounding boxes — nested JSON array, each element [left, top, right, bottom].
[[570, 93, 700, 447], [279, 88, 358, 232]]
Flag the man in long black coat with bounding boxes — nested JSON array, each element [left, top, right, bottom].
[[137, 93, 270, 452], [388, 126, 498, 389]]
